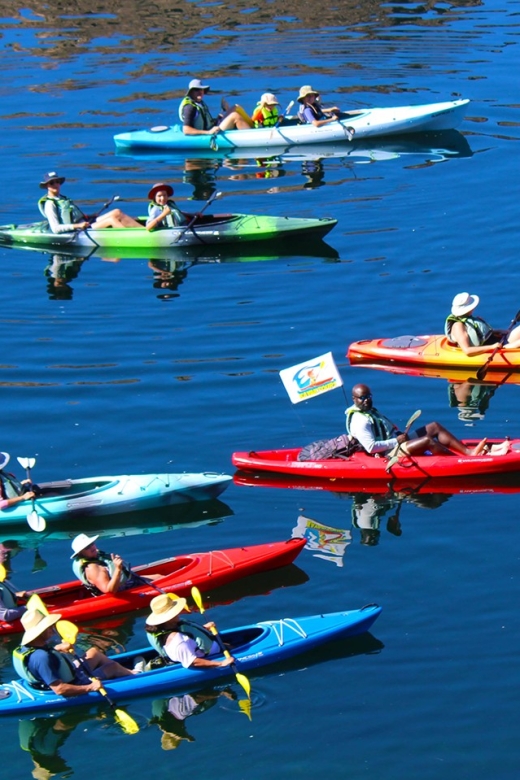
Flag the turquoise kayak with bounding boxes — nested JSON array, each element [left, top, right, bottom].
[[0, 605, 381, 714], [113, 99, 469, 151], [0, 472, 232, 527]]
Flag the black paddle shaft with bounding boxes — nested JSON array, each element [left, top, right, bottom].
[[476, 309, 520, 380]]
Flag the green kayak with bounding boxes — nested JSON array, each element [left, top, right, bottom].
[[0, 213, 337, 252]]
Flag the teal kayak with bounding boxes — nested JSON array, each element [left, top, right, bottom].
[[0, 605, 381, 714], [0, 472, 232, 527], [0, 213, 337, 252]]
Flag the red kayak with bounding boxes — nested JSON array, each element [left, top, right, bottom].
[[0, 538, 305, 635], [232, 440, 520, 480]]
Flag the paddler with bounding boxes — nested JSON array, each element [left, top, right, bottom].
[[445, 292, 520, 356], [38, 172, 142, 232], [346, 383, 509, 457], [179, 78, 252, 137], [145, 594, 235, 669], [146, 183, 187, 230], [70, 533, 162, 595], [0, 451, 35, 511], [0, 544, 27, 623], [12, 608, 141, 697], [251, 93, 281, 128]]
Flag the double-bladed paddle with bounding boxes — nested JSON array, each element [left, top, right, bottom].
[[269, 100, 295, 140], [190, 586, 251, 718], [476, 309, 520, 380], [16, 457, 45, 532], [386, 409, 422, 472], [171, 190, 222, 244]]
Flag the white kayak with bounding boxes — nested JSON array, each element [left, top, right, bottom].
[[113, 99, 470, 151]]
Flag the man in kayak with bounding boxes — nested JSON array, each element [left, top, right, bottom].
[[145, 593, 235, 669], [70, 533, 162, 595], [179, 78, 252, 137], [12, 608, 140, 697], [345, 383, 509, 457], [0, 451, 35, 511], [445, 292, 520, 355], [38, 172, 142, 233]]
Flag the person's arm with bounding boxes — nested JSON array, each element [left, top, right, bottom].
[[0, 491, 35, 509], [182, 104, 218, 136], [43, 200, 88, 234], [349, 412, 398, 454], [50, 677, 101, 697], [146, 205, 171, 231], [450, 321, 499, 356], [0, 587, 26, 622], [84, 556, 126, 594], [302, 105, 338, 128]]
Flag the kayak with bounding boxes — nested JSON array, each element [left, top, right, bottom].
[[0, 213, 337, 252], [0, 604, 381, 714], [0, 538, 305, 635], [348, 334, 520, 374], [0, 472, 232, 526], [113, 99, 469, 151], [233, 471, 520, 496], [231, 440, 520, 479]]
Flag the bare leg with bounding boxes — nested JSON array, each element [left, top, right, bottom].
[[219, 111, 251, 131], [91, 209, 142, 229], [84, 647, 134, 677], [422, 421, 486, 456]]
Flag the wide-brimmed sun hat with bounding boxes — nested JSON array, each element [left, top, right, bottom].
[[21, 608, 61, 645], [260, 92, 279, 105], [148, 183, 174, 201], [451, 292, 479, 317], [70, 533, 99, 559], [187, 79, 209, 94], [0, 452, 10, 471], [297, 85, 319, 102], [39, 171, 66, 189], [146, 594, 187, 625]]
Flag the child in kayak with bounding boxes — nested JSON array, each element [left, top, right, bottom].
[[146, 183, 187, 230]]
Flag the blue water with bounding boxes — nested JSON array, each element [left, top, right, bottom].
[[1, 2, 520, 778]]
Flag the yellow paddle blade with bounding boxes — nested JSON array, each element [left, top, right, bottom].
[[0, 563, 6, 582], [238, 697, 252, 721], [235, 671, 251, 699], [56, 619, 79, 645], [26, 593, 49, 614], [190, 586, 204, 614], [114, 708, 140, 735]]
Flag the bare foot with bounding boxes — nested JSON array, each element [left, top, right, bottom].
[[489, 441, 510, 456], [470, 438, 488, 456]]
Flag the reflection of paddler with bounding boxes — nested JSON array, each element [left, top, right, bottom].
[[19, 710, 98, 779], [351, 494, 399, 546], [448, 381, 497, 425], [150, 688, 236, 750]]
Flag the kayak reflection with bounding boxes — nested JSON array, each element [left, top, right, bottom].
[[149, 688, 236, 750]]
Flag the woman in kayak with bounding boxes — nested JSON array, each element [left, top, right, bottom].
[[346, 383, 509, 457], [145, 594, 235, 670], [445, 292, 520, 355], [146, 183, 187, 230], [179, 78, 251, 137], [38, 172, 141, 233]]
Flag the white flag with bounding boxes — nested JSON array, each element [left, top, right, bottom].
[[279, 351, 343, 404]]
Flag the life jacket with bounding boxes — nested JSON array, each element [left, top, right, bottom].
[[147, 200, 186, 228], [38, 195, 85, 225], [12, 646, 76, 687], [252, 103, 280, 128], [445, 314, 494, 347], [178, 96, 214, 130], [0, 470, 24, 500], [146, 619, 215, 659], [345, 405, 396, 445], [298, 101, 326, 124], [72, 550, 132, 596], [0, 580, 19, 609]]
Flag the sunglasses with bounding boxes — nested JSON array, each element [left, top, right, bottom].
[[354, 394, 372, 401]]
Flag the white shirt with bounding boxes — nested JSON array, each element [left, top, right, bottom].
[[163, 631, 220, 669], [347, 409, 398, 455]]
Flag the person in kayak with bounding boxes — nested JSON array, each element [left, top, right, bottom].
[[12, 608, 139, 696], [251, 93, 281, 128], [445, 292, 520, 355], [0, 571, 27, 623], [179, 78, 252, 136], [145, 593, 236, 670], [146, 183, 187, 231], [70, 533, 162, 595], [38, 172, 142, 233], [345, 383, 509, 457], [0, 452, 35, 511], [297, 84, 351, 131]]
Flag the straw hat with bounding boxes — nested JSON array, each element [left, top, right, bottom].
[[21, 608, 61, 645], [0, 452, 10, 470], [260, 93, 279, 105], [146, 594, 187, 625], [451, 292, 479, 317], [297, 85, 319, 102], [148, 183, 174, 201], [70, 533, 99, 559]]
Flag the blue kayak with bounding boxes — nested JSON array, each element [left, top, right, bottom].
[[0, 472, 232, 527], [0, 605, 381, 715]]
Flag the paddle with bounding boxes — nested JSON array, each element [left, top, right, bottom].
[[476, 309, 520, 380], [16, 457, 45, 532], [26, 593, 48, 614], [171, 190, 221, 244], [190, 586, 251, 710], [0, 563, 6, 582], [385, 409, 422, 472], [55, 619, 139, 735], [269, 100, 294, 140]]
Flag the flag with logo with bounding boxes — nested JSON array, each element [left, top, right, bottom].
[[279, 351, 343, 404]]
